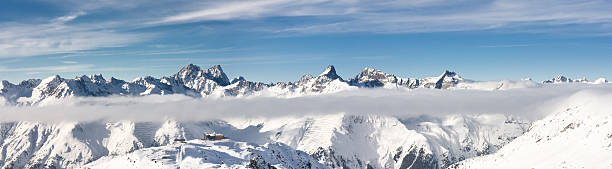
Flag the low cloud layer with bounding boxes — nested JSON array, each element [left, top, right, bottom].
[[2, 84, 612, 122]]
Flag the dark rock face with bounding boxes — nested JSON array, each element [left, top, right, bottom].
[[399, 148, 438, 169]]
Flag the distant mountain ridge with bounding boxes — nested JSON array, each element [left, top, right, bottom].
[[0, 64, 608, 105], [0, 64, 464, 105]]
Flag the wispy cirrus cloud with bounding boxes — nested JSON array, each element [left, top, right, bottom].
[[479, 44, 532, 48], [0, 64, 95, 73], [3, 0, 612, 60], [0, 11, 151, 58], [0, 64, 144, 75], [153, 0, 612, 34]]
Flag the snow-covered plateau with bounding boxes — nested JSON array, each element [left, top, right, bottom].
[[1, 64, 611, 169]]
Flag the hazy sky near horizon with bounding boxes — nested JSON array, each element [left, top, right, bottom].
[[1, 0, 612, 83]]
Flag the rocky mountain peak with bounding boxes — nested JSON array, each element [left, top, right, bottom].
[[41, 75, 64, 85], [203, 64, 230, 86], [76, 75, 91, 82], [231, 76, 246, 84], [349, 67, 398, 87], [543, 75, 572, 83], [20, 79, 42, 87], [318, 65, 341, 80], [179, 64, 201, 74], [553, 75, 571, 83], [90, 74, 106, 83], [0, 80, 11, 89]]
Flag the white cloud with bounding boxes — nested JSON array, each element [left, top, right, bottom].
[[3, 0, 612, 59], [154, 0, 612, 34], [0, 64, 95, 73], [0, 64, 144, 74], [52, 11, 87, 23], [0, 12, 150, 58], [62, 61, 79, 64], [157, 0, 338, 24], [2, 85, 612, 122]]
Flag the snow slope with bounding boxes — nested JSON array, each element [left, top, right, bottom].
[[449, 90, 612, 169], [0, 113, 527, 169], [85, 139, 327, 169]]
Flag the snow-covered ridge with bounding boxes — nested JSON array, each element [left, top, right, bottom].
[[542, 75, 608, 84], [449, 90, 612, 169], [1, 64, 468, 105], [0, 113, 528, 169], [3, 64, 607, 106], [85, 139, 327, 169]]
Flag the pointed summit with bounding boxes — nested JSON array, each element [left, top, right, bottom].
[[438, 70, 462, 80], [419, 70, 463, 89], [177, 64, 202, 77], [318, 65, 341, 80], [231, 76, 246, 84], [203, 65, 230, 86], [89, 74, 106, 83], [0, 80, 13, 89]]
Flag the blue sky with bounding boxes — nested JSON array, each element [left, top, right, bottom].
[[1, 0, 612, 83]]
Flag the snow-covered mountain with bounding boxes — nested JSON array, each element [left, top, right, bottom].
[[0, 114, 528, 169], [0, 79, 40, 105], [1, 64, 611, 169], [348, 67, 419, 88], [261, 114, 527, 169], [85, 139, 327, 169], [1, 64, 473, 105], [449, 90, 612, 169], [5, 63, 607, 106], [542, 75, 608, 84]]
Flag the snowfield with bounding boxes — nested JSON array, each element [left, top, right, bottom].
[[85, 139, 326, 169], [450, 90, 612, 169], [1, 64, 612, 169]]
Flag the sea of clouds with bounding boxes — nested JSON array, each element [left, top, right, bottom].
[[1, 83, 612, 122]]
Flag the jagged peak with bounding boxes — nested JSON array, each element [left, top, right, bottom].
[[131, 76, 158, 83], [319, 65, 336, 76], [75, 74, 106, 83], [318, 65, 342, 81], [41, 75, 63, 84], [543, 75, 572, 83], [176, 63, 201, 76], [204, 64, 225, 75], [231, 76, 246, 84], [442, 70, 457, 76], [90, 74, 105, 81], [209, 64, 223, 70], [438, 70, 462, 80], [182, 64, 201, 72], [359, 67, 390, 75], [108, 77, 125, 84], [298, 74, 314, 84], [362, 67, 377, 71], [203, 64, 230, 86], [0, 80, 12, 88], [76, 75, 91, 81]]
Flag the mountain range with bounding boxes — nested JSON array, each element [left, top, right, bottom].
[[2, 64, 606, 106], [0, 64, 610, 169]]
